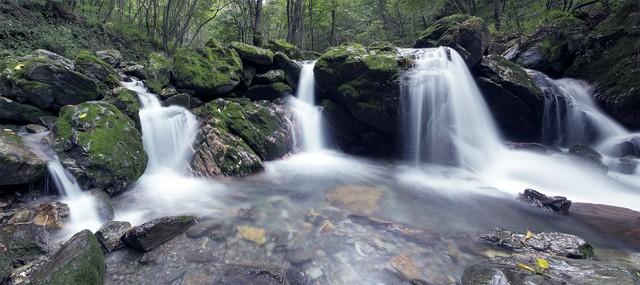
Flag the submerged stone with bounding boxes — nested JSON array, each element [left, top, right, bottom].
[[326, 185, 384, 215], [215, 263, 288, 285]]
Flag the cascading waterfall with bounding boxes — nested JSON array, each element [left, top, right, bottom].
[[400, 47, 503, 170], [121, 80, 199, 173], [289, 61, 325, 152]]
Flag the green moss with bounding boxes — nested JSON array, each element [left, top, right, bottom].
[[266, 39, 304, 60], [74, 50, 120, 88], [145, 52, 172, 94], [172, 47, 242, 95], [230, 41, 274, 65], [45, 231, 105, 285]]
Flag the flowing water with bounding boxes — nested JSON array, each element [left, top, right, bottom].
[[289, 61, 326, 152]]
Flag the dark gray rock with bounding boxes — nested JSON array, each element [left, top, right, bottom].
[[25, 124, 48, 133], [29, 229, 105, 285], [273, 52, 302, 89], [124, 216, 195, 251], [254, 70, 286, 85], [96, 221, 131, 253], [245, 82, 293, 101], [164, 93, 190, 108], [481, 228, 593, 259], [0, 131, 47, 186], [610, 157, 638, 174], [122, 64, 146, 79], [520, 189, 571, 214], [0, 223, 49, 267], [568, 144, 607, 171], [215, 263, 288, 285], [96, 49, 123, 67], [0, 97, 52, 125]]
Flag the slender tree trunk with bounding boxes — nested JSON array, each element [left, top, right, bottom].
[[308, 0, 314, 50], [253, 0, 263, 46], [329, 5, 336, 46], [493, 0, 501, 30]]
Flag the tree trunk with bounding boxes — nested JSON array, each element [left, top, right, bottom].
[[493, 0, 500, 30], [253, 0, 263, 46]]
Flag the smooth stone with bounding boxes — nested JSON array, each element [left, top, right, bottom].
[[326, 185, 384, 215], [25, 124, 48, 133], [95, 221, 131, 253], [215, 264, 287, 285], [124, 216, 195, 251]]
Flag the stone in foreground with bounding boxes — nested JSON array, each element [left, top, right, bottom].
[[124, 216, 195, 251], [482, 228, 593, 259], [215, 263, 288, 285], [96, 221, 131, 253]]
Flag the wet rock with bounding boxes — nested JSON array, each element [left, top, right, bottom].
[[25, 124, 48, 133], [236, 207, 259, 221], [88, 189, 115, 221], [104, 87, 141, 126], [185, 219, 224, 239], [349, 215, 440, 246], [29, 229, 105, 285], [389, 255, 422, 281], [568, 144, 607, 171], [215, 264, 288, 285], [245, 82, 293, 101], [610, 157, 638, 174], [285, 247, 314, 265], [237, 225, 266, 246], [0, 223, 49, 267], [96, 49, 123, 67], [462, 251, 639, 285], [95, 221, 131, 253], [571, 203, 640, 248], [230, 42, 274, 65], [481, 228, 593, 259], [53, 101, 147, 196], [32, 201, 70, 231], [124, 216, 195, 251], [0, 131, 47, 186], [267, 39, 305, 60], [273, 52, 302, 88], [0, 96, 52, 125], [74, 50, 121, 89], [254, 70, 286, 85], [519, 189, 571, 214], [326, 185, 384, 215], [504, 142, 548, 153], [144, 52, 172, 94], [7, 209, 35, 224], [164, 93, 190, 108], [415, 14, 490, 67], [122, 64, 146, 79]]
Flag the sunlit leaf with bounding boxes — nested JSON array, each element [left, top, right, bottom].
[[536, 257, 550, 273], [14, 64, 24, 71], [79, 113, 88, 119], [524, 230, 534, 241]]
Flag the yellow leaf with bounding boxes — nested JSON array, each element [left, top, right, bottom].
[[524, 230, 534, 241], [79, 113, 87, 119], [14, 64, 24, 71], [516, 262, 535, 273], [3, 129, 12, 132], [536, 257, 550, 272]]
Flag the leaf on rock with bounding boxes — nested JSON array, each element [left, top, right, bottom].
[[14, 64, 24, 70], [79, 113, 88, 119], [536, 257, 550, 273], [516, 262, 535, 273], [524, 230, 534, 241]]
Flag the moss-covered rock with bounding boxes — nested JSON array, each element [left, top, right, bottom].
[[30, 230, 105, 285], [273, 52, 302, 88], [507, 14, 588, 77], [0, 96, 53, 125], [266, 39, 305, 60], [103, 87, 141, 127], [230, 42, 274, 65], [414, 14, 489, 67], [53, 101, 147, 196], [0, 130, 47, 186], [172, 45, 243, 96], [245, 82, 293, 101], [253, 70, 286, 85], [74, 50, 121, 89], [143, 52, 172, 94], [315, 44, 400, 135], [0, 50, 103, 111], [565, 0, 640, 128], [474, 55, 545, 141]]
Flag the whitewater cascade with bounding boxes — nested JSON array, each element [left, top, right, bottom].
[[400, 47, 503, 170], [290, 61, 325, 152], [122, 81, 199, 173]]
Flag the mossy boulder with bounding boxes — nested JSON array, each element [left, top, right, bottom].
[[0, 223, 49, 268], [266, 39, 305, 60], [0, 96, 53, 125], [254, 70, 286, 85], [315, 44, 400, 135], [506, 14, 588, 77], [74, 51, 121, 89], [103, 87, 141, 127], [474, 55, 545, 141], [0, 130, 47, 186], [414, 14, 489, 67], [29, 230, 105, 285], [0, 50, 103, 111], [53, 101, 147, 196], [173, 45, 243, 96], [273, 52, 302, 88], [230, 42, 274, 65], [245, 82, 293, 101], [143, 52, 172, 94], [565, 0, 640, 128]]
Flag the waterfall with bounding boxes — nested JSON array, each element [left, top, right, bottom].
[[540, 77, 627, 146], [400, 47, 503, 170], [290, 61, 325, 152], [122, 81, 199, 173]]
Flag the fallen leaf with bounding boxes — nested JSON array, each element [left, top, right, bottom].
[[14, 64, 24, 71], [79, 113, 88, 119], [536, 257, 550, 273], [524, 230, 534, 241], [516, 262, 535, 273]]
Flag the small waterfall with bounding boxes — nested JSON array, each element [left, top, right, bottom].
[[540, 77, 627, 146], [122, 81, 199, 173], [290, 61, 325, 152], [400, 47, 503, 170]]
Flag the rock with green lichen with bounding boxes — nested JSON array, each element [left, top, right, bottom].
[[315, 44, 400, 136], [0, 130, 47, 186], [103, 87, 141, 127], [173, 44, 243, 96], [143, 52, 172, 94], [266, 39, 305, 60], [29, 230, 105, 285], [0, 50, 103, 111], [53, 101, 147, 196], [74, 50, 121, 89], [474, 55, 545, 141], [414, 14, 489, 67], [0, 96, 53, 125], [505, 14, 588, 77], [230, 41, 274, 65], [253, 70, 286, 85], [245, 82, 292, 101]]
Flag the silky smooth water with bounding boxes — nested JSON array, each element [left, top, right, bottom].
[[289, 61, 326, 152]]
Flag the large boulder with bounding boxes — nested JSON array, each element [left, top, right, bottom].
[[29, 230, 105, 285], [273, 52, 302, 89], [0, 50, 103, 111], [172, 43, 243, 96], [143, 52, 172, 94], [103, 87, 141, 126], [53, 101, 147, 196], [74, 50, 121, 89], [505, 15, 588, 77], [0, 96, 53, 125], [414, 14, 489, 67], [0, 131, 47, 186], [123, 216, 195, 251], [266, 39, 305, 60], [0, 223, 49, 267], [230, 41, 274, 65], [474, 55, 544, 141], [565, 0, 640, 128], [96, 50, 123, 67], [315, 44, 400, 136], [245, 82, 293, 101]]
